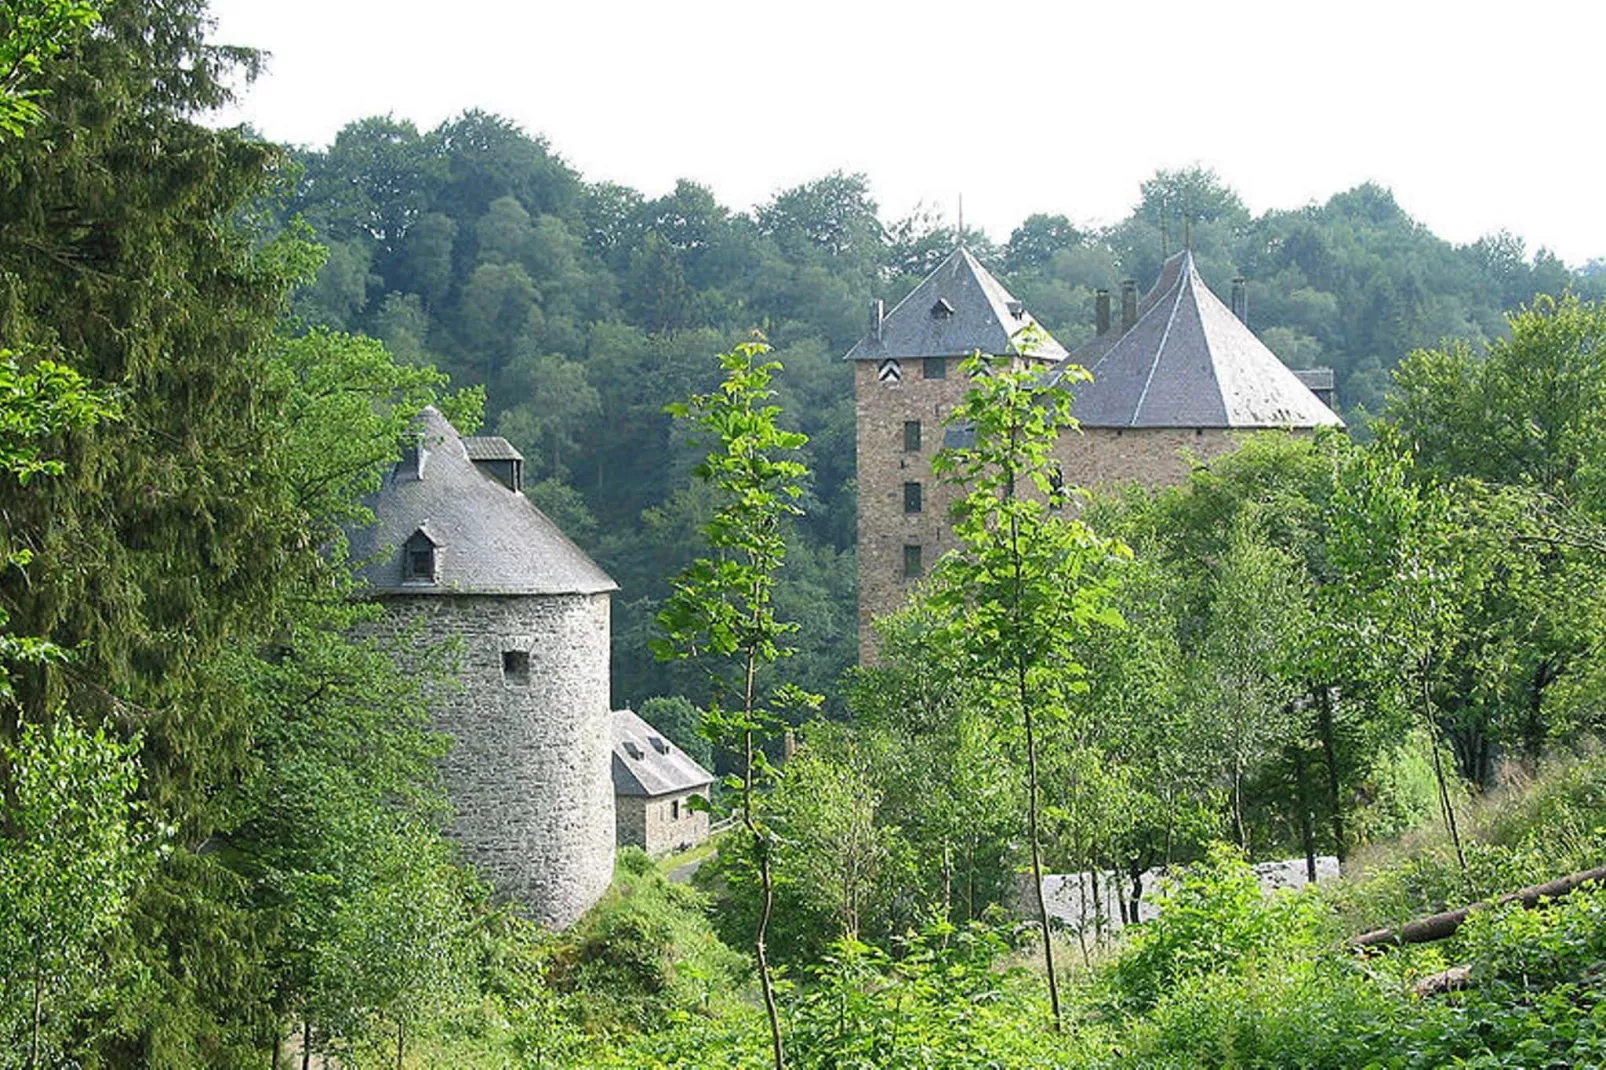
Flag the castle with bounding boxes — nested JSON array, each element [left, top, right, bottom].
[[847, 248, 1343, 658], [346, 245, 1339, 926]]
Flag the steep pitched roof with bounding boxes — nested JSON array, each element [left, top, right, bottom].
[[844, 247, 1068, 362], [611, 709, 714, 798], [1060, 251, 1344, 429], [348, 407, 617, 596]]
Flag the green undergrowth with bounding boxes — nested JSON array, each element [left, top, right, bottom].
[[1329, 746, 1606, 933], [409, 757, 1606, 1067]]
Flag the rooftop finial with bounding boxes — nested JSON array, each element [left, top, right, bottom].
[[957, 193, 964, 246], [1184, 215, 1193, 251]]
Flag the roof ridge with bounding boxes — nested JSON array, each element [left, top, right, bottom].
[[1130, 266, 1191, 425]]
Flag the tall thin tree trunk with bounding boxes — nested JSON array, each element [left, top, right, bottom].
[[301, 1022, 311, 1070], [395, 1020, 405, 1070], [30, 965, 41, 1070], [1422, 666, 1470, 892], [743, 640, 784, 1070], [1315, 686, 1346, 863], [1232, 763, 1248, 854], [1020, 653, 1062, 1028], [1294, 744, 1317, 883]]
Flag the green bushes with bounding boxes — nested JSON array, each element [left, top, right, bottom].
[[559, 850, 748, 1032], [1100, 845, 1338, 1015]]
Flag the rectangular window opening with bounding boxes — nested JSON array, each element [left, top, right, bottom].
[[903, 543, 923, 579], [903, 420, 922, 452], [670, 799, 681, 821], [502, 649, 530, 685], [904, 481, 922, 514], [923, 357, 947, 380], [406, 548, 435, 581]]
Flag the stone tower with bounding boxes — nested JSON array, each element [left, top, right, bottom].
[[847, 248, 1343, 660], [844, 247, 1066, 661], [349, 407, 618, 928]]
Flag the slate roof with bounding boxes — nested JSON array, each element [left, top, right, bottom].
[[349, 407, 617, 596], [1057, 251, 1344, 429], [461, 435, 524, 461], [844, 247, 1068, 363], [611, 709, 714, 798]]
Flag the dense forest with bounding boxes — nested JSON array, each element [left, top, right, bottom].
[[273, 107, 1602, 712], [4, 1, 1606, 1067]]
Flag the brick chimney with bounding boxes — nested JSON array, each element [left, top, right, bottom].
[[1120, 279, 1138, 332], [1095, 288, 1111, 335], [869, 298, 885, 343], [1231, 278, 1247, 324]]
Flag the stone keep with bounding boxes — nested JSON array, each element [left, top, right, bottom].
[[846, 248, 1345, 661], [349, 407, 617, 928]]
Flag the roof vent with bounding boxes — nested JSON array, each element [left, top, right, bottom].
[[624, 741, 643, 760], [1006, 300, 1025, 319], [930, 297, 955, 319], [463, 436, 525, 492], [649, 736, 669, 754]]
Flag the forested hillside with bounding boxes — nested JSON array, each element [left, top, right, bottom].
[[275, 117, 1601, 708], [7, 2, 1606, 1065]]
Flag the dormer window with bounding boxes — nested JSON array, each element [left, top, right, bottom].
[[403, 527, 440, 584], [930, 297, 954, 319]]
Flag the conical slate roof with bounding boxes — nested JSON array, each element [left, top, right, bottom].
[[349, 407, 617, 596], [845, 247, 1067, 362], [1062, 251, 1343, 429]]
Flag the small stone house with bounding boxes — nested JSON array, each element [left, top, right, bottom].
[[611, 708, 714, 857]]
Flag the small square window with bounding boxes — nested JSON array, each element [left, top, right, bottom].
[[502, 650, 530, 685], [903, 544, 923, 579], [903, 420, 922, 452], [904, 481, 922, 514], [923, 357, 947, 380]]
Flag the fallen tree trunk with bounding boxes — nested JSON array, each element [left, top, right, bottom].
[[1350, 863, 1606, 949]]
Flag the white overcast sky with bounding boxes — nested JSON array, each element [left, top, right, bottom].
[[209, 0, 1606, 267]]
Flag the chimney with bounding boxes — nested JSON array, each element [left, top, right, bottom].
[[869, 298, 885, 343], [399, 431, 428, 481], [1231, 278, 1248, 324], [1095, 289, 1111, 335], [1120, 279, 1138, 332]]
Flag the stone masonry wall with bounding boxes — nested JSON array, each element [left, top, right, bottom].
[[854, 359, 978, 662], [616, 789, 711, 858], [856, 354, 1253, 661], [1052, 426, 1236, 490], [372, 591, 615, 928]]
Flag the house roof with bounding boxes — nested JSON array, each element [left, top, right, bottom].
[[611, 708, 714, 798], [844, 246, 1068, 363], [349, 407, 617, 596], [1056, 251, 1344, 429], [462, 435, 524, 462]]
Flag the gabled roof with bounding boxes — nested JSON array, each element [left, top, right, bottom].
[[844, 247, 1068, 363], [611, 709, 714, 798], [1059, 251, 1344, 429], [348, 407, 617, 596]]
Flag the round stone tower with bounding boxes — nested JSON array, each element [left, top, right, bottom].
[[349, 407, 617, 928]]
